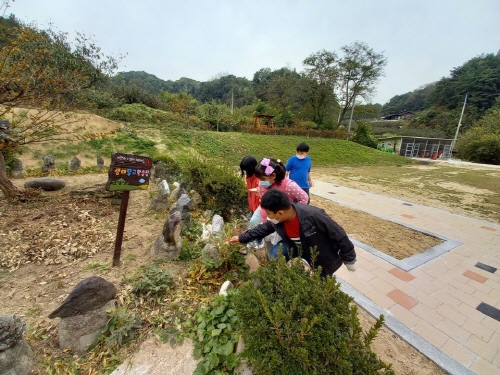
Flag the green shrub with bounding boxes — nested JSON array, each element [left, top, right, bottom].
[[99, 307, 142, 348], [186, 294, 240, 375], [232, 255, 395, 375], [153, 154, 182, 178], [126, 264, 174, 298], [2, 148, 17, 174], [183, 158, 247, 220], [457, 130, 500, 165], [352, 122, 377, 149]]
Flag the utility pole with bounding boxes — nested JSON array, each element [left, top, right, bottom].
[[450, 93, 468, 160]]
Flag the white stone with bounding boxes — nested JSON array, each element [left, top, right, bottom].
[[211, 215, 224, 234], [158, 180, 170, 195]]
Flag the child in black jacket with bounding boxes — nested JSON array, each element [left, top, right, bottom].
[[230, 189, 357, 277]]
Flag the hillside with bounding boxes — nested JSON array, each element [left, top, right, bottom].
[[15, 112, 411, 170]]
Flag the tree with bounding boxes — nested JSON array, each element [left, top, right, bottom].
[[303, 42, 386, 125], [302, 50, 339, 126], [352, 122, 377, 149], [336, 42, 387, 124], [427, 52, 500, 113], [0, 17, 121, 199]]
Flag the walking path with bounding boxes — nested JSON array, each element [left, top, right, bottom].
[[312, 180, 500, 375]]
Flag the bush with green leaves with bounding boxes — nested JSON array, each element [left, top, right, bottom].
[[352, 122, 378, 149], [126, 264, 174, 298], [186, 294, 240, 375], [183, 158, 247, 220], [98, 307, 142, 348], [456, 106, 500, 165], [153, 154, 182, 178], [231, 255, 395, 375]]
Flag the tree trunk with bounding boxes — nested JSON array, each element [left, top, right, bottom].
[[0, 151, 21, 199]]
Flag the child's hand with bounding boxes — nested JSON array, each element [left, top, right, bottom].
[[228, 236, 240, 244]]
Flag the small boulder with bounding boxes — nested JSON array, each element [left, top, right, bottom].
[[245, 253, 260, 273], [58, 300, 115, 353], [0, 315, 33, 375], [169, 194, 192, 221], [24, 178, 66, 191], [188, 190, 202, 210]]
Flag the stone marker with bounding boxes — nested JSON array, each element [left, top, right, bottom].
[[9, 158, 25, 178], [96, 156, 105, 169], [211, 214, 224, 234], [158, 180, 170, 196], [49, 276, 117, 319], [68, 156, 81, 171], [152, 211, 183, 259], [42, 155, 56, 173], [48, 277, 117, 354]]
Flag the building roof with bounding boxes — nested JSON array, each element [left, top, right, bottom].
[[377, 136, 454, 141]]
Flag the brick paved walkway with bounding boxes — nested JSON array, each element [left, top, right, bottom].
[[312, 180, 500, 375]]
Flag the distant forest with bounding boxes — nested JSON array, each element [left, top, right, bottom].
[[109, 50, 500, 137]]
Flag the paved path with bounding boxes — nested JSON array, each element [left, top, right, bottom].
[[312, 180, 500, 375]]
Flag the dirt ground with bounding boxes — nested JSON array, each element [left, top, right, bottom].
[[0, 173, 451, 374]]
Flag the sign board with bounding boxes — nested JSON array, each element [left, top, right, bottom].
[[106, 153, 153, 191]]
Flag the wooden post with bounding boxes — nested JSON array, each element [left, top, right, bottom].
[[112, 190, 130, 266]]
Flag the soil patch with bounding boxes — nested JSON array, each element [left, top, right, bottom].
[[310, 195, 441, 260]]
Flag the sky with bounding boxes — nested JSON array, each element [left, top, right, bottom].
[[5, 0, 500, 105]]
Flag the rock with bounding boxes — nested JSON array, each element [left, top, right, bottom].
[[48, 276, 117, 319], [152, 234, 180, 259], [9, 158, 25, 178], [96, 156, 105, 169], [201, 242, 219, 260], [202, 210, 212, 220], [0, 315, 25, 351], [172, 181, 180, 189], [219, 281, 234, 296], [200, 223, 212, 241], [188, 190, 202, 210], [58, 300, 115, 354], [149, 194, 170, 212], [169, 194, 192, 221], [153, 211, 183, 259], [0, 339, 33, 375], [24, 178, 66, 191], [42, 155, 56, 173], [152, 161, 167, 182], [158, 180, 170, 196], [245, 253, 260, 273], [109, 337, 199, 375], [168, 187, 182, 205], [211, 214, 224, 234], [68, 156, 81, 171], [0, 315, 33, 375]]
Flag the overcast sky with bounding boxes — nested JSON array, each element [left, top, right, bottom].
[[6, 0, 500, 104]]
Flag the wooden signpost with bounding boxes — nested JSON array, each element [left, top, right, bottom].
[[106, 153, 153, 266]]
